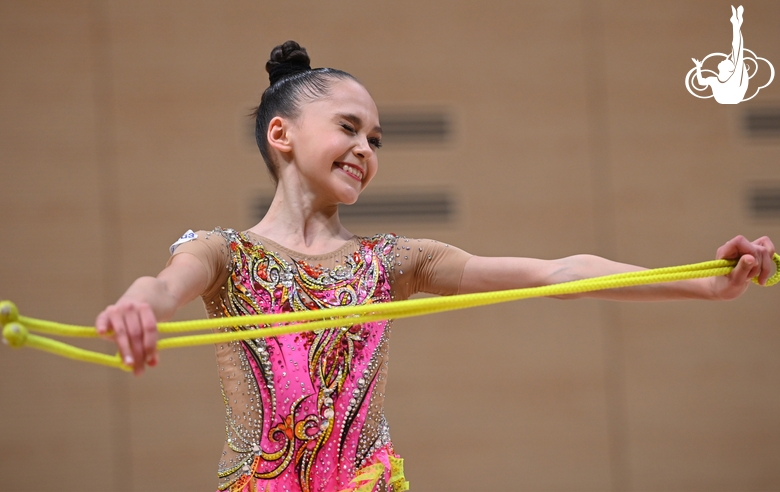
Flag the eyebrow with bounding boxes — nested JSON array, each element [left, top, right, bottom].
[[337, 113, 382, 135]]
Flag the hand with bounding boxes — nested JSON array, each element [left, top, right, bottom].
[[96, 299, 159, 375], [692, 58, 703, 67], [711, 235, 776, 300]]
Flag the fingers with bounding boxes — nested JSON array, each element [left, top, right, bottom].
[[96, 302, 158, 375], [95, 311, 114, 341], [754, 236, 776, 285], [717, 235, 776, 286], [139, 305, 158, 367], [716, 235, 751, 260], [123, 310, 145, 375], [732, 254, 758, 285]]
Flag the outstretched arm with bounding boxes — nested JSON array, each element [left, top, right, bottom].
[[95, 253, 208, 375], [459, 235, 775, 301]]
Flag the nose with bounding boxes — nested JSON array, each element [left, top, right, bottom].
[[353, 137, 373, 160]]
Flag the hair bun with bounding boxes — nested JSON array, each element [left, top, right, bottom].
[[266, 40, 312, 85]]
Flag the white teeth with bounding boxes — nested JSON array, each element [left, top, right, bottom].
[[339, 163, 363, 180]]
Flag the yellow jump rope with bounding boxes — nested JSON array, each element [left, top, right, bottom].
[[3, 254, 779, 372]]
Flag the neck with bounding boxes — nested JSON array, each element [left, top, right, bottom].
[[248, 178, 354, 253]]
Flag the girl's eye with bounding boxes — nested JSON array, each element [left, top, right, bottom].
[[341, 122, 381, 149]]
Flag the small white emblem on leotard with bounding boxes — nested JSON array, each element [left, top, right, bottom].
[[169, 229, 198, 254]]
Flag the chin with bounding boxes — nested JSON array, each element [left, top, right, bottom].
[[332, 182, 366, 205], [340, 194, 361, 206], [336, 187, 363, 206]]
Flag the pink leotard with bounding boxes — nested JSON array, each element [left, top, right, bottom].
[[170, 228, 471, 492]]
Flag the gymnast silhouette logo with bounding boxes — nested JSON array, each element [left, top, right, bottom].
[[685, 5, 774, 104]]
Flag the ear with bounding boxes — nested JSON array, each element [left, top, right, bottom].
[[267, 116, 293, 153]]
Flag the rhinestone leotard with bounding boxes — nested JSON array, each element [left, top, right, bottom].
[[170, 228, 471, 492]]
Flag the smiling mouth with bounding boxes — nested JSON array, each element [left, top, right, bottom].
[[335, 162, 364, 181]]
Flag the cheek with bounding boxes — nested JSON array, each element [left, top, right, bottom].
[[363, 158, 379, 186], [303, 133, 343, 161], [324, 133, 350, 154]]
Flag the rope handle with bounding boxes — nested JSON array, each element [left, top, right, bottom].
[[2, 253, 778, 372]]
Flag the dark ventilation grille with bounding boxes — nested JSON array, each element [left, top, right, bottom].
[[256, 191, 454, 222], [378, 110, 451, 143], [748, 187, 780, 218], [743, 108, 780, 138]]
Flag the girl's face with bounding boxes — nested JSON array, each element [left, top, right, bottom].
[[284, 79, 381, 205]]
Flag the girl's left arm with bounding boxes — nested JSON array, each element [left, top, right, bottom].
[[458, 235, 775, 301]]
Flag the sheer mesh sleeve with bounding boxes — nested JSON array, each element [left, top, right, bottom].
[[167, 229, 231, 298], [389, 237, 472, 301]]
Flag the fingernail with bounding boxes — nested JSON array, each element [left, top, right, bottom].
[[125, 356, 133, 365]]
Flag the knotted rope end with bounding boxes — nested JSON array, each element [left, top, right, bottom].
[[0, 300, 19, 326], [3, 323, 28, 348]]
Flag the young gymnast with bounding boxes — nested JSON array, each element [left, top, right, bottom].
[[96, 41, 776, 492]]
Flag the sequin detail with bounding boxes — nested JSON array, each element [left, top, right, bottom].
[[208, 229, 400, 492]]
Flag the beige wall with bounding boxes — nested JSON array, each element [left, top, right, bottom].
[[1, 1, 779, 490]]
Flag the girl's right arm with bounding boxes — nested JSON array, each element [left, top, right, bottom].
[[95, 253, 208, 375]]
